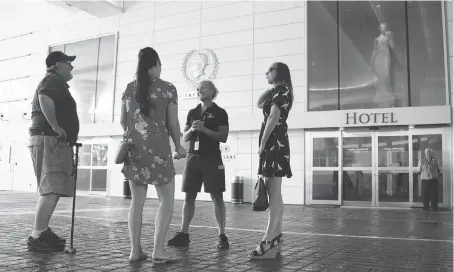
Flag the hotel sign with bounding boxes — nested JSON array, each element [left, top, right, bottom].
[[345, 112, 398, 125]]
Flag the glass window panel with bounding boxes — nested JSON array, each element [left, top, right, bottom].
[[378, 171, 409, 202], [339, 1, 409, 109], [377, 135, 409, 167], [412, 134, 442, 167], [407, 2, 446, 106], [78, 144, 92, 167], [342, 170, 373, 201], [91, 169, 107, 191], [95, 35, 116, 123], [64, 38, 100, 124], [92, 144, 108, 167], [342, 137, 372, 167], [313, 137, 338, 167], [307, 1, 339, 111], [76, 169, 90, 191], [412, 172, 443, 203], [313, 171, 338, 200]]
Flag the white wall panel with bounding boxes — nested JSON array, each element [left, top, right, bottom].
[[118, 33, 153, 50], [201, 2, 253, 22], [200, 30, 253, 49], [254, 1, 305, 14], [155, 1, 201, 18], [202, 1, 234, 9], [160, 52, 188, 69], [212, 45, 253, 63], [153, 38, 199, 56], [254, 23, 304, 44], [216, 90, 252, 108], [119, 8, 154, 25], [254, 39, 304, 59], [213, 75, 253, 93], [201, 15, 253, 37], [154, 10, 200, 30], [119, 20, 154, 37], [216, 60, 253, 79], [254, 7, 305, 28], [99, 16, 120, 35], [154, 24, 200, 43], [117, 47, 141, 63]]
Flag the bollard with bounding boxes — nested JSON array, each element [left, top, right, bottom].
[[231, 176, 243, 204], [123, 178, 131, 198]]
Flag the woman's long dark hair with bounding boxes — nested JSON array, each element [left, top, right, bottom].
[[274, 62, 294, 109], [135, 47, 160, 117]]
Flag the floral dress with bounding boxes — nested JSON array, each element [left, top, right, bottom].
[[258, 84, 293, 178], [121, 78, 178, 185]]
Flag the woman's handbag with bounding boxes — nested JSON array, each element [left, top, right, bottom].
[[252, 176, 269, 212], [114, 140, 129, 164]]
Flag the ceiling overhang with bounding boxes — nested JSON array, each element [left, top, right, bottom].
[[45, 1, 124, 18]]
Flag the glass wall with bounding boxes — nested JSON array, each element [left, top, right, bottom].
[[307, 1, 447, 111], [77, 143, 109, 192], [50, 35, 116, 124]]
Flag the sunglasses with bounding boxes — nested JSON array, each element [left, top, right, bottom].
[[266, 67, 276, 74]]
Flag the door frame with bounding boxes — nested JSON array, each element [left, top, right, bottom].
[[341, 131, 377, 207], [306, 130, 342, 206], [307, 128, 449, 208], [408, 127, 448, 208]]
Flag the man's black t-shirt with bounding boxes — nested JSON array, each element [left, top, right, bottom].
[[186, 103, 228, 155], [29, 72, 80, 143]]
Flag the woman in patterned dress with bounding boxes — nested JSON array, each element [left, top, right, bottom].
[[249, 62, 293, 259], [120, 47, 187, 262]]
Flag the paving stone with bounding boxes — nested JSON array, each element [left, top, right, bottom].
[[0, 192, 452, 272]]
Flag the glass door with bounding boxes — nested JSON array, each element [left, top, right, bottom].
[[375, 132, 411, 207], [409, 129, 446, 208], [342, 132, 375, 206], [307, 131, 341, 205]]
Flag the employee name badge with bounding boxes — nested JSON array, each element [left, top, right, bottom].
[[194, 141, 199, 151]]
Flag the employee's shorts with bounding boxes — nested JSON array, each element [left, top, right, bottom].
[[29, 136, 75, 197], [182, 153, 225, 194]]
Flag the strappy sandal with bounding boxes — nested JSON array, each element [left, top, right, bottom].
[[248, 239, 279, 260], [275, 233, 283, 253]]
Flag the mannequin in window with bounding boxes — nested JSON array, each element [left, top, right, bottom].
[[370, 23, 404, 108]]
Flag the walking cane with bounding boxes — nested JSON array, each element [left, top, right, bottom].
[[65, 142, 82, 255]]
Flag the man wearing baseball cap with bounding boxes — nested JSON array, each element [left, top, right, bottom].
[[27, 51, 79, 251]]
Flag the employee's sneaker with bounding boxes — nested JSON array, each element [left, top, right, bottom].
[[167, 232, 190, 247], [27, 228, 66, 252], [217, 234, 229, 249]]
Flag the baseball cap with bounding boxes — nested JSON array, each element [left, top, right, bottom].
[[45, 51, 76, 68]]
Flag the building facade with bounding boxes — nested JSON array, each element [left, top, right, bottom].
[[0, 1, 452, 208]]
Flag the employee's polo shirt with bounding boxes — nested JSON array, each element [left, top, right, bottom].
[[186, 103, 228, 155]]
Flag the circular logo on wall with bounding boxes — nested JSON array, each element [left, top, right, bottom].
[[181, 49, 219, 89]]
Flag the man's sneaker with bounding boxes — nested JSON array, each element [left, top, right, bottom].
[[42, 227, 66, 245], [217, 234, 229, 249], [167, 232, 190, 247], [26, 228, 66, 252]]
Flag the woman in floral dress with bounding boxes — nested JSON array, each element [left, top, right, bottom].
[[120, 47, 186, 263], [249, 62, 293, 260]]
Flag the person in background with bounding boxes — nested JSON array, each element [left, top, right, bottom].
[[250, 62, 293, 259], [418, 148, 441, 211], [120, 47, 186, 263], [167, 80, 230, 250], [27, 51, 79, 251]]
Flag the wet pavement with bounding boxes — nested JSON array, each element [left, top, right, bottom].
[[0, 191, 452, 272]]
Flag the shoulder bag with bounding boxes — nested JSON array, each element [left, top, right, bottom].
[[252, 176, 269, 212]]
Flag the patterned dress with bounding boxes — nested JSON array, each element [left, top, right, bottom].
[[121, 78, 178, 185], [258, 85, 293, 178]]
